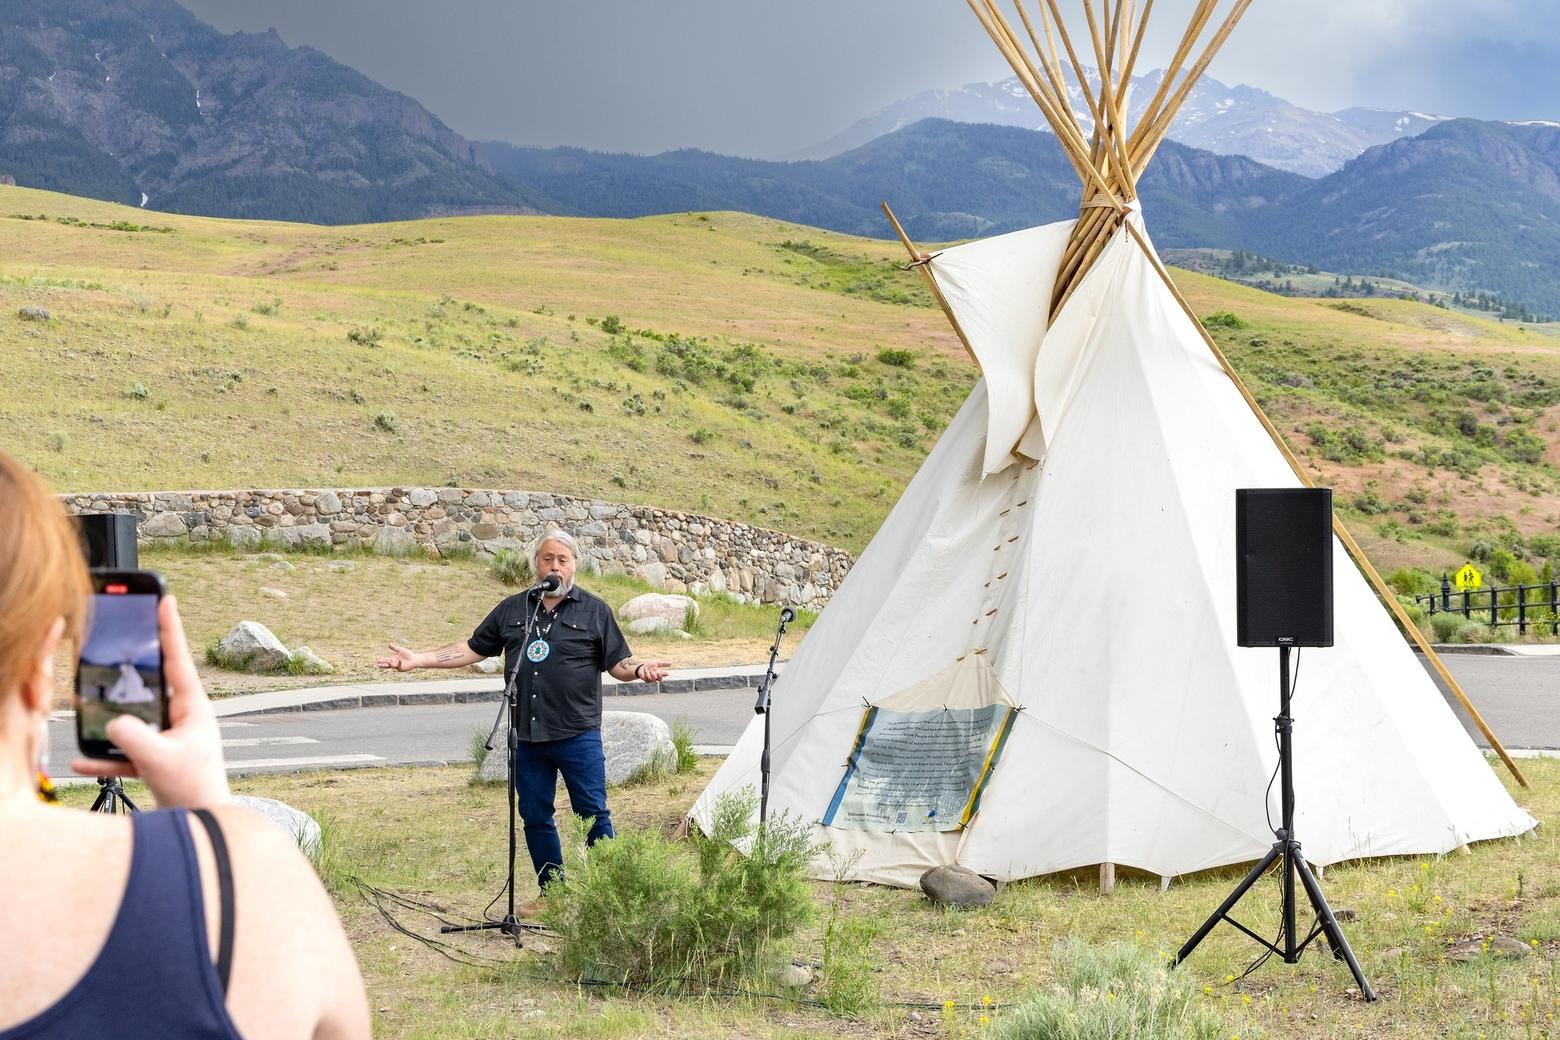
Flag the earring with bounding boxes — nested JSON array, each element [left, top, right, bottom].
[[35, 720, 57, 804]]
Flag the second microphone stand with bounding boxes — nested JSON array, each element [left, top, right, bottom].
[[752, 607, 795, 826]]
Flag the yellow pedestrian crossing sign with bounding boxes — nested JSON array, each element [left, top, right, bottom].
[[1454, 564, 1482, 591]]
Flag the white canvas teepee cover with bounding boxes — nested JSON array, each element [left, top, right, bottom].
[[691, 215, 1534, 887]]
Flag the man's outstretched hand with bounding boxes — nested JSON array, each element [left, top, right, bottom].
[[375, 644, 419, 672], [636, 660, 672, 683]]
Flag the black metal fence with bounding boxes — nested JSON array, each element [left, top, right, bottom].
[[1416, 575, 1560, 636]]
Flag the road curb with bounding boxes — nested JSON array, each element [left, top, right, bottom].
[[223, 671, 767, 718]]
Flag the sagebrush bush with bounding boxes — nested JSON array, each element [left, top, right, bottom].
[[490, 547, 532, 587], [1430, 612, 1473, 643], [542, 790, 818, 989], [990, 941, 1234, 1040], [1387, 567, 1437, 597]]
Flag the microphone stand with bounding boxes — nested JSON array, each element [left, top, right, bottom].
[[442, 581, 549, 945], [752, 607, 795, 828]]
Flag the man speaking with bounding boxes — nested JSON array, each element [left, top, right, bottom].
[[376, 530, 670, 911]]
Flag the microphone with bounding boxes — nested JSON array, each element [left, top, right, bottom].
[[532, 574, 561, 594], [779, 607, 796, 624]]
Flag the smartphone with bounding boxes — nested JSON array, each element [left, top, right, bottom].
[[76, 570, 168, 760]]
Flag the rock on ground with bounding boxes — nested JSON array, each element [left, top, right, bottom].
[[601, 711, 674, 784], [290, 646, 334, 675], [214, 621, 292, 673], [234, 796, 322, 858], [471, 657, 502, 674], [620, 593, 699, 625], [626, 616, 681, 637], [479, 713, 675, 784], [920, 864, 997, 908]]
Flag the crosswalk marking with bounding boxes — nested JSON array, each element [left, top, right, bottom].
[[225, 753, 383, 771], [221, 736, 320, 748]]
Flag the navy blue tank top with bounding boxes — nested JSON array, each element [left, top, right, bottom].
[[0, 809, 242, 1039]]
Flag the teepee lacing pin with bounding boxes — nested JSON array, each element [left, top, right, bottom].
[[901, 251, 943, 270]]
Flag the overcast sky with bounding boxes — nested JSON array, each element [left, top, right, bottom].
[[180, 1, 1558, 158]]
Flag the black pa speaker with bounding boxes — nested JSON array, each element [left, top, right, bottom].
[[76, 512, 139, 570], [1235, 488, 1333, 648]]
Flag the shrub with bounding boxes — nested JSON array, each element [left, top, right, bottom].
[[670, 719, 698, 774], [1489, 548, 1518, 582], [818, 913, 880, 1016], [1352, 484, 1391, 515], [1430, 612, 1474, 643], [1387, 567, 1437, 597], [490, 547, 532, 587], [876, 347, 915, 368], [1397, 596, 1429, 629], [689, 428, 714, 445], [597, 314, 624, 335], [542, 790, 818, 989], [990, 941, 1234, 1040], [128, 382, 150, 400], [372, 412, 398, 433], [1201, 310, 1249, 329], [347, 325, 382, 347]]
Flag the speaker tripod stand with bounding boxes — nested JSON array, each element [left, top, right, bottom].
[[89, 776, 139, 814], [1174, 645, 1376, 1001]]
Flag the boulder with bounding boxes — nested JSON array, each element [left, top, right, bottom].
[[373, 527, 418, 557], [17, 306, 50, 322], [226, 526, 261, 550], [919, 865, 997, 908], [600, 711, 675, 785], [620, 593, 699, 626], [214, 621, 292, 673], [290, 646, 334, 675], [477, 742, 509, 783], [634, 561, 669, 588], [629, 616, 680, 637], [259, 586, 288, 599], [471, 657, 502, 674], [234, 796, 322, 858], [1447, 935, 1533, 962], [289, 523, 332, 548], [314, 490, 342, 516], [143, 512, 186, 538]]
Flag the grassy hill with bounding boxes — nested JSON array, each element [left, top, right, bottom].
[[1, 183, 1557, 577]]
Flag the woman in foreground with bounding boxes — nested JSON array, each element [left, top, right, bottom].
[[0, 451, 370, 1039]]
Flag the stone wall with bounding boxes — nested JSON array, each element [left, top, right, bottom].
[[60, 488, 855, 610]]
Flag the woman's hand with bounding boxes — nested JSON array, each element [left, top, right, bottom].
[[72, 595, 231, 807]]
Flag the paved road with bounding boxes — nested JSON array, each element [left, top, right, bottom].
[[1425, 653, 1560, 751], [46, 654, 1558, 779], [48, 687, 759, 779]]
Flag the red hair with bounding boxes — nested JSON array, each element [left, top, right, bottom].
[[0, 452, 89, 700]]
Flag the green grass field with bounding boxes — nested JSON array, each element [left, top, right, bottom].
[[2, 182, 1557, 573], [57, 755, 1560, 1039]]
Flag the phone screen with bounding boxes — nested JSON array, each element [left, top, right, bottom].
[[77, 575, 166, 757]]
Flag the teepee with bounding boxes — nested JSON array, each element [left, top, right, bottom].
[[691, 0, 1534, 888]]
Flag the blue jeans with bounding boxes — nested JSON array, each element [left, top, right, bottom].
[[513, 729, 613, 889]]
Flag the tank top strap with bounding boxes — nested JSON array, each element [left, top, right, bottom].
[[0, 809, 241, 1039]]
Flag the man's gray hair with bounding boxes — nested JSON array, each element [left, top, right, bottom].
[[530, 529, 580, 570]]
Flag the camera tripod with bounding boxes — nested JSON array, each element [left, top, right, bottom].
[[89, 776, 140, 814]]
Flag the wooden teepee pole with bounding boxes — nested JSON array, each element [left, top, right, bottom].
[[879, 202, 979, 371], [1117, 220, 1528, 789]]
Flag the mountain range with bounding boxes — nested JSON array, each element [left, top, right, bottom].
[[792, 71, 1454, 179], [0, 0, 547, 222], [1, 0, 1558, 314]]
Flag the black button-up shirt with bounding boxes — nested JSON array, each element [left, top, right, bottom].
[[467, 585, 632, 742]]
